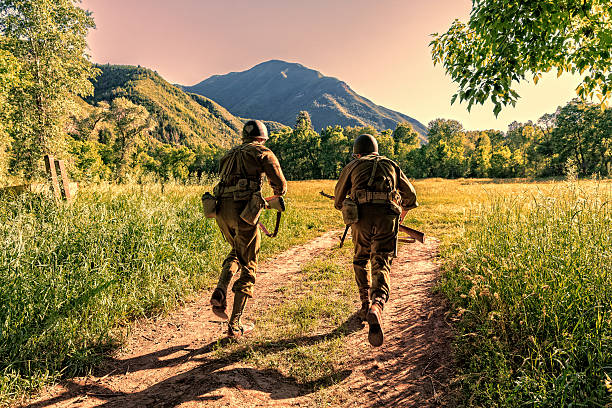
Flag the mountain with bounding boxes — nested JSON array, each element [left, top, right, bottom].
[[182, 60, 428, 141], [88, 64, 244, 148]]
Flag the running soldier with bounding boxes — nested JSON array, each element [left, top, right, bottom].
[[209, 120, 287, 338], [334, 134, 417, 346]]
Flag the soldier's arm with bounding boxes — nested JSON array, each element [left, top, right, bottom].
[[262, 150, 287, 196], [333, 165, 352, 210], [397, 167, 418, 211]]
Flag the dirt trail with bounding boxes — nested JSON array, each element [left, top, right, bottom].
[[23, 231, 454, 408]]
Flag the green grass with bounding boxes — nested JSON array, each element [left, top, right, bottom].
[[439, 180, 611, 407], [0, 180, 340, 404]]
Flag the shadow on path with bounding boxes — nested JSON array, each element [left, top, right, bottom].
[[26, 314, 363, 407]]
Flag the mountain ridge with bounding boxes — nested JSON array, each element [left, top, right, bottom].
[[182, 60, 428, 141]]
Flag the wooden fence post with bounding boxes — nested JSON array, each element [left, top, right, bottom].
[[54, 159, 72, 202], [44, 155, 62, 202]]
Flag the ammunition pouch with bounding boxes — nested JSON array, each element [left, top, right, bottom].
[[201, 192, 217, 218], [240, 192, 266, 225], [341, 198, 359, 225], [354, 189, 401, 215]]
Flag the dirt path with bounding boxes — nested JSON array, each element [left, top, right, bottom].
[[23, 232, 454, 408]]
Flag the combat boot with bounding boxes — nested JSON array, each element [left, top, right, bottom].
[[357, 289, 370, 321], [210, 288, 228, 320], [227, 322, 255, 339], [357, 301, 370, 322], [227, 291, 253, 339], [366, 298, 385, 347]]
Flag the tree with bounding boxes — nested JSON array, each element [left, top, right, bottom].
[[267, 112, 322, 180], [295, 110, 313, 131], [377, 129, 395, 158], [1, 0, 99, 179], [152, 144, 196, 191], [190, 145, 225, 179], [423, 119, 467, 178], [107, 97, 155, 181], [0, 39, 20, 183], [552, 99, 610, 176], [490, 145, 514, 178], [471, 132, 492, 177], [70, 102, 110, 142], [392, 122, 420, 148], [431, 1, 612, 115], [319, 126, 350, 179], [68, 139, 111, 182]]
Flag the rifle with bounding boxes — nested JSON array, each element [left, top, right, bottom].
[[319, 191, 425, 245], [319, 191, 350, 247]]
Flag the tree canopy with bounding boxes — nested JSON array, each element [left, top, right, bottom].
[[1, 0, 98, 179], [431, 0, 612, 115]]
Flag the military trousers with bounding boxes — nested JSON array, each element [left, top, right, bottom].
[[215, 198, 260, 298], [351, 204, 398, 302]]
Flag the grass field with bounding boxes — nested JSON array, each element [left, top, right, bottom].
[[1, 178, 610, 406], [438, 179, 611, 407]]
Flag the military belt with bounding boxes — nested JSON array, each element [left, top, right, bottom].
[[354, 189, 398, 205], [217, 179, 261, 198]]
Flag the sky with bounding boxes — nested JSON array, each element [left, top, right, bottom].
[[80, 0, 582, 132]]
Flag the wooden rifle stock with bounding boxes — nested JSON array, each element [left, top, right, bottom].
[[398, 224, 425, 243]]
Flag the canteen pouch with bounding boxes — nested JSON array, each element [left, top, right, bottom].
[[341, 198, 359, 225], [266, 196, 286, 212], [201, 192, 217, 218], [240, 192, 266, 225]]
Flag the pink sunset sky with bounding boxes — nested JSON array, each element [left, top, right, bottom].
[[81, 0, 582, 131]]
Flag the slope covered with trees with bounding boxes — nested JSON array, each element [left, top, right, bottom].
[[183, 60, 428, 140], [88, 64, 243, 148]]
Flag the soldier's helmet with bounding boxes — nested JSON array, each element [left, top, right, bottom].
[[242, 120, 268, 142], [353, 134, 378, 155]]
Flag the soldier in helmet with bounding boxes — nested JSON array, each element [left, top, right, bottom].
[[210, 120, 287, 338], [334, 134, 417, 346]]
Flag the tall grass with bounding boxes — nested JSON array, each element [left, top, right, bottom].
[[0, 181, 341, 404], [0, 187, 225, 400], [440, 181, 611, 407]]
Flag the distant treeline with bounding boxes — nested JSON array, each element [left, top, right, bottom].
[[64, 98, 612, 185], [270, 103, 611, 181]]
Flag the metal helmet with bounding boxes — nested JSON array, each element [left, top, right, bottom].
[[353, 134, 378, 155], [242, 120, 268, 142]]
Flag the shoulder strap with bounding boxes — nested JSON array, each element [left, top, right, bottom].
[[367, 156, 381, 188], [379, 158, 398, 190], [236, 145, 249, 177]]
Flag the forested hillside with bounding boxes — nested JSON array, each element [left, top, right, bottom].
[[183, 60, 428, 140], [89, 65, 243, 148]]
